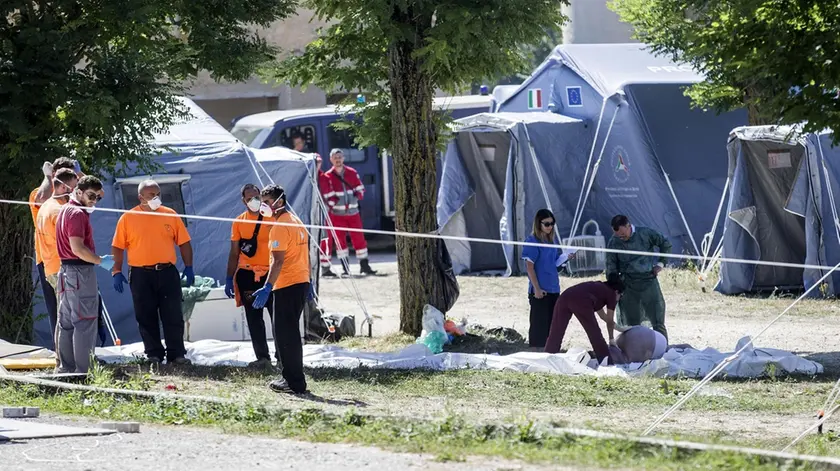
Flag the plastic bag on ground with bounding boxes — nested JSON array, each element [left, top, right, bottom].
[[416, 305, 449, 354]]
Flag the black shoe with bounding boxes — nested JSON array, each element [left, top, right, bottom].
[[147, 356, 163, 364], [321, 267, 337, 278], [360, 259, 377, 275], [341, 260, 351, 276], [268, 378, 306, 395], [170, 357, 192, 366]]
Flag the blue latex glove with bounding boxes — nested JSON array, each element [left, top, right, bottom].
[[182, 266, 195, 287], [251, 283, 272, 309], [73, 160, 82, 174], [98, 255, 115, 271], [224, 276, 235, 299], [113, 273, 128, 293]]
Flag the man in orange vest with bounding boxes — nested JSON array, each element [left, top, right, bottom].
[[111, 179, 194, 365], [224, 184, 275, 368], [251, 184, 310, 394], [35, 168, 79, 357], [30, 158, 81, 342]]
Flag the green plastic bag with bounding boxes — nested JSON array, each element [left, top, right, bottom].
[[181, 275, 215, 327]]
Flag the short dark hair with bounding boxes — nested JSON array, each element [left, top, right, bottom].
[[52, 157, 76, 171], [260, 184, 286, 203], [54, 168, 77, 188], [611, 215, 630, 231], [77, 175, 102, 192], [241, 183, 259, 198], [291, 132, 304, 141], [605, 272, 625, 293]]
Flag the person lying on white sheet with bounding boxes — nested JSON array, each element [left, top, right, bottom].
[[607, 325, 667, 364]]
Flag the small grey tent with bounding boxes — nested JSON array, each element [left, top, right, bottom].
[[438, 112, 593, 275], [715, 126, 840, 296]]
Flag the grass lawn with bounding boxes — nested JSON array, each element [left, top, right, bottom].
[[5, 267, 840, 469]]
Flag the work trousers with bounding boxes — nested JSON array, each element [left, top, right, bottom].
[[544, 300, 611, 364], [128, 264, 186, 361], [36, 262, 59, 347], [528, 292, 559, 348], [617, 276, 667, 342], [235, 268, 275, 362], [320, 213, 368, 266], [272, 282, 309, 393], [56, 264, 99, 373]]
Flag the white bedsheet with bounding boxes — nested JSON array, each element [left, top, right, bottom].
[[94, 336, 822, 379]]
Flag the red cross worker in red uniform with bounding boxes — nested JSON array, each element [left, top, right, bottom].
[[319, 149, 377, 276]]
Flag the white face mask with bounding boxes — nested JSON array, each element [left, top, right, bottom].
[[259, 202, 274, 218], [259, 199, 285, 218], [146, 196, 162, 211], [247, 198, 261, 212]]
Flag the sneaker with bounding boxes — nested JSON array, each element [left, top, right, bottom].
[[249, 358, 273, 369], [268, 379, 305, 395], [169, 357, 192, 366], [321, 267, 337, 278]]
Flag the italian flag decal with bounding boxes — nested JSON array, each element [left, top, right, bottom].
[[528, 89, 542, 109]]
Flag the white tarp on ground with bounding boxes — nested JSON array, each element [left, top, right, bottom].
[[0, 340, 55, 360], [94, 336, 823, 379]]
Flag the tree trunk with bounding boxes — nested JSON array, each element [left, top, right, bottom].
[[745, 86, 773, 126], [0, 195, 35, 344], [389, 29, 445, 336]]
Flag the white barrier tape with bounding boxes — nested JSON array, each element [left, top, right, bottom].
[[7, 198, 840, 272]]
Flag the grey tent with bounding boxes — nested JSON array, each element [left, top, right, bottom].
[[437, 112, 593, 275], [715, 126, 840, 295], [494, 43, 748, 258]]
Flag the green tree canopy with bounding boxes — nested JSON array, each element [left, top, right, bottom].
[[610, 0, 840, 133], [267, 0, 567, 334], [0, 0, 295, 342]]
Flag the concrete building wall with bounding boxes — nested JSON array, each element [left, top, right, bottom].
[[561, 0, 636, 44], [184, 8, 330, 128]]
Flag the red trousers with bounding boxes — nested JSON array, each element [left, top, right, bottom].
[[319, 213, 368, 266], [544, 299, 611, 363]]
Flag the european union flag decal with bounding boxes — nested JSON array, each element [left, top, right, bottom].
[[566, 86, 583, 107]]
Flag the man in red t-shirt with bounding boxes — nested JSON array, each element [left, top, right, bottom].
[[544, 273, 625, 364], [54, 176, 113, 373]]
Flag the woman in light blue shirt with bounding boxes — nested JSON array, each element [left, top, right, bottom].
[[522, 209, 572, 349]]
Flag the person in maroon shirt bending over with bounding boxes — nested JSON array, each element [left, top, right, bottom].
[[544, 273, 625, 364], [54, 176, 113, 374]]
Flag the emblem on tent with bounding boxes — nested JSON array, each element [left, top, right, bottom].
[[527, 89, 542, 110], [612, 146, 630, 183], [566, 86, 583, 107]]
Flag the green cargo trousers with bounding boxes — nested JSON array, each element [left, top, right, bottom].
[[616, 275, 667, 342]]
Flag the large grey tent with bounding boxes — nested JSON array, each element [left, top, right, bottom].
[[438, 112, 593, 275], [31, 98, 321, 347], [493, 43, 748, 259], [715, 126, 840, 296]]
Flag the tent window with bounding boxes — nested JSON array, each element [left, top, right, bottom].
[[268, 124, 317, 152], [327, 127, 366, 163], [119, 181, 187, 217]]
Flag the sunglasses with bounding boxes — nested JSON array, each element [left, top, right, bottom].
[[541, 221, 555, 227], [84, 192, 103, 202]]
